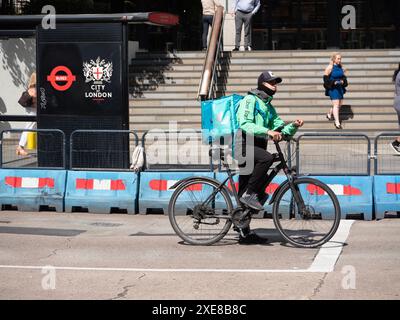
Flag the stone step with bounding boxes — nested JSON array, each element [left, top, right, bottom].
[[130, 113, 397, 123], [227, 50, 400, 58], [219, 70, 395, 78], [135, 91, 396, 99], [137, 83, 394, 92], [131, 55, 400, 67], [129, 69, 394, 79], [134, 49, 400, 59], [132, 56, 400, 66], [129, 63, 397, 72], [129, 76, 394, 86], [130, 98, 394, 107], [130, 105, 397, 114]]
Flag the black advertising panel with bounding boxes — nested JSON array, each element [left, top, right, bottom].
[[37, 23, 129, 169], [39, 42, 122, 116]]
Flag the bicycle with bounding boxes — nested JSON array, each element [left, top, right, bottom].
[[168, 136, 341, 248]]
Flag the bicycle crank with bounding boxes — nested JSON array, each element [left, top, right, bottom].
[[231, 208, 252, 229]]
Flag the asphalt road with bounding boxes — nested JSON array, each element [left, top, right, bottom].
[[0, 211, 399, 300]]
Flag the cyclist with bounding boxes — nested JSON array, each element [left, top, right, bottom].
[[234, 70, 304, 244]]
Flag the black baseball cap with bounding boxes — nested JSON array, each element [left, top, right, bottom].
[[257, 70, 282, 87]]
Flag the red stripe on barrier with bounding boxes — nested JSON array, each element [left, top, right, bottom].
[[38, 178, 55, 188], [111, 179, 126, 191], [343, 185, 362, 196], [185, 184, 203, 191], [228, 181, 239, 192], [266, 183, 279, 194], [387, 183, 400, 194], [149, 180, 168, 191], [5, 176, 21, 188], [76, 178, 87, 189], [5, 176, 54, 188], [307, 184, 325, 195]]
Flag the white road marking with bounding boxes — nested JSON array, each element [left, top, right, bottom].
[[308, 220, 354, 272], [0, 220, 354, 274]]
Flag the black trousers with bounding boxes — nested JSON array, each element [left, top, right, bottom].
[[202, 15, 214, 48], [235, 131, 274, 199]]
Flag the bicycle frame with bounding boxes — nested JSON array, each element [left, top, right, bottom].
[[217, 140, 307, 212]]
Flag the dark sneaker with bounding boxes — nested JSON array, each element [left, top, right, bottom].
[[240, 192, 263, 211], [232, 47, 239, 51], [390, 141, 400, 154], [238, 232, 269, 245]]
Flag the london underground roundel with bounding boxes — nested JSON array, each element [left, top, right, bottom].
[[47, 66, 76, 91]]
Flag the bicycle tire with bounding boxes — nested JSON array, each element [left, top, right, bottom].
[[168, 178, 233, 245], [272, 177, 341, 248]]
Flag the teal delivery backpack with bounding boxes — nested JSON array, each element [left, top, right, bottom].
[[201, 94, 264, 144]]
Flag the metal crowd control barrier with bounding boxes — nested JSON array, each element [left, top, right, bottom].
[[374, 133, 400, 175], [0, 129, 66, 169], [373, 133, 400, 219], [70, 130, 139, 171], [141, 130, 213, 172], [296, 133, 373, 220], [0, 129, 66, 211], [296, 133, 371, 176]]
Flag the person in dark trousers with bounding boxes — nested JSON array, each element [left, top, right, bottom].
[[324, 53, 348, 129], [200, 0, 223, 50], [390, 63, 400, 154], [232, 0, 260, 51], [234, 70, 304, 244]]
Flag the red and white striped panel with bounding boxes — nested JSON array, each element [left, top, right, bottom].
[[149, 180, 202, 191], [227, 182, 279, 194], [386, 183, 400, 194], [5, 176, 54, 188], [76, 179, 125, 191], [307, 184, 362, 196]]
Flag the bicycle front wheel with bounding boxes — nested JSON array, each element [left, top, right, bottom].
[[272, 177, 341, 248], [168, 179, 233, 245]]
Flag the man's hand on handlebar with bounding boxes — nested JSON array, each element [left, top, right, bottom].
[[293, 119, 304, 128], [267, 130, 282, 142]]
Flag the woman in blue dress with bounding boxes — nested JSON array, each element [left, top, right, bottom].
[[323, 53, 348, 129]]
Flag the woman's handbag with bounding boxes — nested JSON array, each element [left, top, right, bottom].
[[18, 91, 33, 108]]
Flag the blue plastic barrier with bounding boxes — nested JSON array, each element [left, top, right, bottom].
[[214, 173, 287, 218], [64, 171, 138, 214], [374, 176, 400, 219], [139, 171, 214, 214], [310, 176, 374, 220], [0, 169, 66, 212]]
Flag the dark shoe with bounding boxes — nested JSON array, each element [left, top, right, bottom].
[[326, 113, 333, 121], [232, 47, 239, 51], [238, 231, 269, 245], [202, 47, 207, 51], [240, 192, 263, 211], [390, 141, 400, 154], [334, 123, 343, 129]]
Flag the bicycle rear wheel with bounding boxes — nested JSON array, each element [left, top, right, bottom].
[[272, 177, 341, 248], [168, 179, 233, 245]]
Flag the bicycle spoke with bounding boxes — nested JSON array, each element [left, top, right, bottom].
[[273, 178, 340, 248], [169, 180, 232, 245]]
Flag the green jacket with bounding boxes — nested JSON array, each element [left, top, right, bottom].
[[236, 91, 298, 137]]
